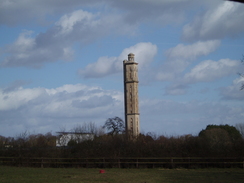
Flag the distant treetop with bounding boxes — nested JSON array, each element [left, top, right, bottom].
[[199, 124, 242, 141]]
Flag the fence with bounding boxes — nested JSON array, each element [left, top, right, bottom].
[[1, 157, 244, 168]]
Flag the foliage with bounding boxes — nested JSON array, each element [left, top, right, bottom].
[[236, 123, 244, 138], [199, 124, 242, 142], [1, 124, 244, 159], [67, 139, 77, 146], [103, 117, 125, 135]]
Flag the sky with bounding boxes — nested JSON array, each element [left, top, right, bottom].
[[1, 0, 244, 137]]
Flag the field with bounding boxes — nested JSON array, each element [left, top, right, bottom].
[[0, 166, 244, 183]]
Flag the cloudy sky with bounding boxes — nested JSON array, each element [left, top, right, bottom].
[[1, 0, 244, 137]]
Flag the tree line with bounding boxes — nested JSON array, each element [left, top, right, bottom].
[[1, 118, 244, 159]]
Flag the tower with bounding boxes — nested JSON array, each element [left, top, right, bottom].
[[123, 53, 140, 137]]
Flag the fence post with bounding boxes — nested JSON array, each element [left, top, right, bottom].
[[41, 157, 43, 168], [118, 158, 120, 168], [18, 156, 21, 167], [171, 158, 174, 169]]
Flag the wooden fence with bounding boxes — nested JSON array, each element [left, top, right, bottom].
[[0, 157, 244, 168]]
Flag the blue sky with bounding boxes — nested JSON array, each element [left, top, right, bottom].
[[1, 0, 244, 137]]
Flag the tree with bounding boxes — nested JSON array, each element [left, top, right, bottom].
[[200, 128, 231, 148], [103, 117, 125, 135], [239, 55, 244, 90], [198, 125, 241, 156], [199, 124, 242, 142], [236, 123, 244, 138], [15, 130, 30, 148], [71, 122, 98, 134]]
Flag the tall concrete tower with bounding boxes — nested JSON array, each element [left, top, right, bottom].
[[123, 53, 140, 137]]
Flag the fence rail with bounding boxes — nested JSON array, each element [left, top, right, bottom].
[[0, 157, 243, 168]]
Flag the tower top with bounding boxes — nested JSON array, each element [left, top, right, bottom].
[[128, 53, 135, 62]]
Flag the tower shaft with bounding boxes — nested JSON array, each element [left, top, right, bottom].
[[123, 53, 140, 137]]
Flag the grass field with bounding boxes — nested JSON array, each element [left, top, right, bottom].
[[0, 166, 244, 183]]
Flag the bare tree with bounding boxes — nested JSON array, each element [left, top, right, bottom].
[[15, 130, 30, 147], [103, 117, 125, 135], [239, 55, 244, 90], [236, 123, 244, 138], [72, 122, 98, 134], [70, 122, 99, 143]]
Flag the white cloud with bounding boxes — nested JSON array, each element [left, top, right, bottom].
[[0, 0, 196, 26], [55, 10, 95, 35], [2, 80, 30, 93], [155, 40, 239, 96], [161, 58, 241, 96], [0, 0, 99, 25], [220, 76, 244, 100], [79, 56, 118, 78], [78, 42, 157, 78], [0, 83, 123, 114], [165, 40, 220, 61], [140, 98, 244, 135], [1, 1, 227, 68], [0, 9, 137, 68], [1, 82, 243, 137], [182, 1, 244, 41], [0, 87, 44, 111], [0, 83, 124, 136], [14, 30, 35, 51], [62, 47, 74, 61], [184, 59, 241, 83], [164, 84, 188, 95], [0, 30, 36, 67], [155, 72, 175, 82], [156, 40, 220, 81]]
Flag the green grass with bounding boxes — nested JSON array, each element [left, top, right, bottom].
[[0, 166, 244, 183]]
